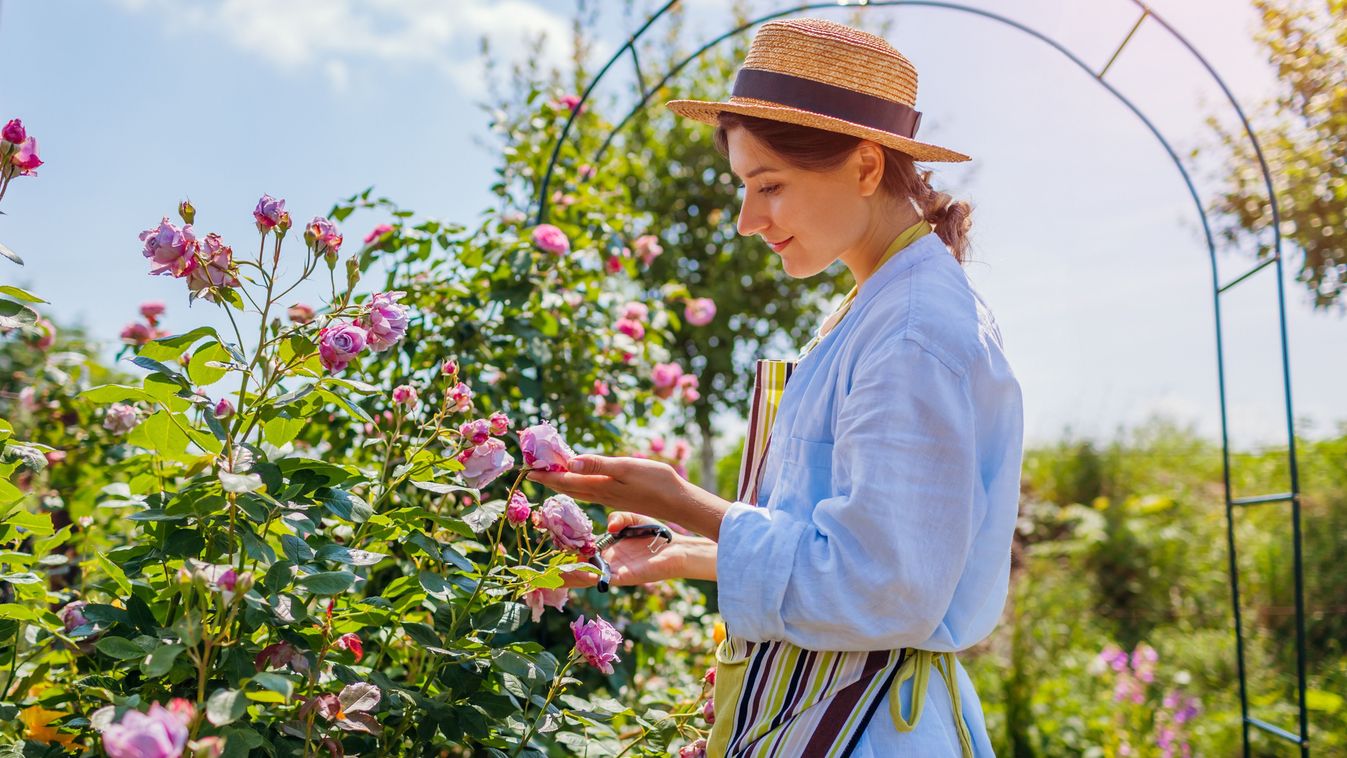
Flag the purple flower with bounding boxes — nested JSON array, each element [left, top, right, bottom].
[[1131, 643, 1158, 683], [570, 614, 622, 675], [392, 384, 419, 408], [305, 216, 343, 257], [506, 491, 532, 525], [185, 233, 240, 299], [684, 297, 717, 327], [213, 398, 234, 419], [459, 418, 491, 446], [519, 422, 575, 472], [253, 194, 287, 232], [1, 118, 25, 144], [103, 403, 140, 434], [359, 291, 409, 352], [139, 218, 198, 279], [531, 224, 570, 256], [456, 437, 513, 489], [679, 739, 709, 758], [101, 702, 190, 758], [488, 411, 510, 436], [59, 600, 89, 632], [11, 136, 41, 175], [522, 586, 567, 622], [1097, 643, 1128, 673], [317, 320, 368, 373], [533, 494, 594, 554]]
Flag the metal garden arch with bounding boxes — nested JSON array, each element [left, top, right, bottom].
[[534, 2, 1309, 754]]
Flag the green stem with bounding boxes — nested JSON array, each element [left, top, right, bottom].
[[511, 655, 577, 758]]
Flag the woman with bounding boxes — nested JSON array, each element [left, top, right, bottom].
[[528, 18, 1023, 757]]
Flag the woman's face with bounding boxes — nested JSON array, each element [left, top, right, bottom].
[[727, 126, 877, 279]]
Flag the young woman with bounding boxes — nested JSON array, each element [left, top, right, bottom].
[[528, 18, 1023, 757]]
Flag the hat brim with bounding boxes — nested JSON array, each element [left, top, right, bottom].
[[665, 97, 971, 163]]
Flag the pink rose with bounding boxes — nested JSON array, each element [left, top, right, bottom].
[[651, 362, 683, 398], [305, 216, 344, 257], [621, 302, 649, 322], [33, 318, 55, 350], [557, 94, 584, 112], [185, 233, 240, 299], [459, 418, 491, 446], [317, 320, 368, 373], [591, 379, 609, 397], [253, 194, 287, 232], [506, 491, 532, 525], [522, 586, 568, 622], [103, 403, 140, 434], [634, 234, 663, 266], [392, 384, 419, 408], [679, 738, 709, 758], [363, 223, 394, 244], [684, 297, 716, 327], [531, 224, 570, 256], [213, 398, 234, 419], [441, 359, 459, 378], [678, 373, 700, 403], [569, 614, 622, 675], [702, 698, 716, 724], [534, 494, 594, 554], [359, 291, 409, 352], [139, 217, 198, 279], [605, 255, 623, 274], [60, 600, 89, 632], [578, 163, 596, 180], [519, 422, 574, 472], [456, 437, 513, 489], [139, 302, 166, 324], [101, 702, 190, 758], [448, 382, 473, 413], [488, 411, 510, 436], [287, 303, 315, 324], [614, 318, 645, 341], [649, 436, 666, 454], [11, 136, 41, 176], [1, 119, 25, 144], [703, 667, 716, 686]]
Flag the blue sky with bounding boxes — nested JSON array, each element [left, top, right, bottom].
[[2, 0, 1342, 450]]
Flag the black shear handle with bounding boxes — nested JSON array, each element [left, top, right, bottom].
[[588, 523, 674, 593]]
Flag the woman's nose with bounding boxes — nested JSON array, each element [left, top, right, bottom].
[[736, 193, 769, 238]]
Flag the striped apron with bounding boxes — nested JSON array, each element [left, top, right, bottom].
[[707, 359, 974, 757]]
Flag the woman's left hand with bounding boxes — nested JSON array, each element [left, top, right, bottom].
[[526, 455, 730, 540]]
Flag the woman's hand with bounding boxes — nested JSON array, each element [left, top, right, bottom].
[[526, 454, 731, 540], [559, 512, 683, 589]]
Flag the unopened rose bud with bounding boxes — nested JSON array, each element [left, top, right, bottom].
[[214, 398, 234, 419], [234, 571, 255, 595], [276, 212, 292, 235], [345, 256, 360, 287], [391, 384, 419, 408], [287, 303, 316, 324], [178, 199, 196, 225], [441, 359, 458, 378]]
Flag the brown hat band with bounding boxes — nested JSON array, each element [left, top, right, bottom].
[[731, 67, 924, 139]]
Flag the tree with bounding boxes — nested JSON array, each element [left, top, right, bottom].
[[1207, 0, 1346, 312]]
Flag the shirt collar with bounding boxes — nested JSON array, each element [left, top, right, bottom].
[[854, 226, 945, 306]]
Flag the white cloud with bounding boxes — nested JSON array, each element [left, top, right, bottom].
[[110, 0, 575, 97]]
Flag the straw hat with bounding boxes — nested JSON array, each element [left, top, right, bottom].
[[666, 17, 970, 163]]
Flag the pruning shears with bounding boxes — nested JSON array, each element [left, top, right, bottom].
[[587, 523, 674, 593]]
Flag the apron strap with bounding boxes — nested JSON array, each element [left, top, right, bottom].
[[888, 651, 974, 758]]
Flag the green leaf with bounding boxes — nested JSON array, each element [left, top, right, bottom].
[[250, 672, 295, 701], [95, 636, 146, 661], [142, 643, 185, 677], [281, 535, 314, 564], [321, 489, 373, 524], [206, 688, 247, 726], [475, 602, 527, 634], [0, 299, 37, 329], [0, 285, 45, 303], [219, 471, 263, 494], [463, 499, 507, 534], [299, 571, 355, 595], [92, 551, 132, 595], [315, 544, 386, 566], [129, 410, 191, 456], [410, 480, 473, 496], [80, 384, 158, 405], [402, 622, 450, 654], [264, 416, 305, 447], [188, 341, 233, 387], [0, 240, 24, 265], [138, 326, 216, 363]]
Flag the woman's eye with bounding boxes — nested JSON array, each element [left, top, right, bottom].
[[759, 184, 781, 196]]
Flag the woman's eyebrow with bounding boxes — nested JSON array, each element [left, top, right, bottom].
[[734, 166, 780, 180]]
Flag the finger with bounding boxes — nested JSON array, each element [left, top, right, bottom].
[[567, 455, 627, 480], [560, 570, 598, 589], [607, 511, 644, 533]]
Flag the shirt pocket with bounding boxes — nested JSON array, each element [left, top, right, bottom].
[[777, 434, 834, 471]]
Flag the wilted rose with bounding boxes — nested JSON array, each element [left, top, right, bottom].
[[253, 194, 287, 232]]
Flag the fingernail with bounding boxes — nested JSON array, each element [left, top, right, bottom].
[[567, 458, 587, 473]]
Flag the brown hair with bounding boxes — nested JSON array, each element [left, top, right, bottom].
[[713, 112, 972, 264]]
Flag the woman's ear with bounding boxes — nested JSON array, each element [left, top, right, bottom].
[[854, 141, 885, 198]]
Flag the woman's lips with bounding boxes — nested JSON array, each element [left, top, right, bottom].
[[768, 237, 793, 253]]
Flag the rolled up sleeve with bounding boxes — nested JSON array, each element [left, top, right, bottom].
[[717, 335, 978, 651]]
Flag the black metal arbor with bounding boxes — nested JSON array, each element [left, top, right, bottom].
[[535, 1, 1310, 754]]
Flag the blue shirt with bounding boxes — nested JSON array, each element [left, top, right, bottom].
[[716, 231, 1024, 755]]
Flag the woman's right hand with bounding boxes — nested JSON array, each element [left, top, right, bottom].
[[562, 512, 687, 589]]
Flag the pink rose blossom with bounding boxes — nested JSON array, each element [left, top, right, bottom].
[[569, 614, 622, 675], [213, 398, 234, 419], [1, 119, 25, 143], [459, 418, 491, 446], [678, 373, 700, 403], [614, 318, 645, 341], [605, 255, 623, 274], [684, 297, 717, 326], [679, 738, 709, 758], [523, 587, 568, 622], [506, 491, 532, 525], [392, 384, 419, 408], [578, 163, 596, 180], [120, 322, 153, 346], [557, 94, 584, 112], [317, 320, 368, 373], [488, 411, 510, 436], [622, 302, 649, 322], [60, 600, 89, 632], [651, 362, 683, 398], [448, 382, 473, 413], [139, 302, 166, 324], [103, 403, 140, 434], [253, 194, 287, 232], [634, 234, 663, 266], [649, 436, 666, 454], [287, 303, 315, 324], [359, 291, 409, 352], [591, 379, 609, 397], [441, 359, 459, 378], [702, 698, 716, 724], [703, 667, 716, 686], [305, 216, 344, 257], [33, 318, 55, 350], [11, 137, 41, 175], [185, 233, 240, 299], [456, 437, 513, 489], [139, 217, 198, 278], [101, 702, 190, 758], [363, 223, 394, 244], [531, 224, 570, 256], [519, 422, 575, 472], [534, 494, 594, 554]]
